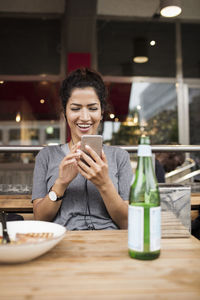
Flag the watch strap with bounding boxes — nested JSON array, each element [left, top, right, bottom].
[[49, 189, 65, 201], [56, 194, 64, 201]]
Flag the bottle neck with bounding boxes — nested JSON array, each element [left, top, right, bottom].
[[137, 144, 154, 175], [137, 156, 154, 173]]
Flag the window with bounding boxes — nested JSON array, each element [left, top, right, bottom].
[[0, 18, 61, 75], [189, 87, 200, 180], [189, 88, 200, 145], [182, 23, 200, 78], [0, 129, 2, 144], [0, 80, 63, 145], [97, 20, 175, 77], [45, 127, 60, 145], [103, 81, 178, 145]]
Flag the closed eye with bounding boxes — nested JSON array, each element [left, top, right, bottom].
[[71, 107, 99, 111], [71, 108, 80, 111]]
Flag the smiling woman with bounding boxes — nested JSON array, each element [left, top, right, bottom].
[[66, 87, 102, 142], [32, 68, 133, 231]]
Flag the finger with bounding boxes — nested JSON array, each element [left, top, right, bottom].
[[62, 158, 78, 167], [101, 150, 108, 163], [70, 144, 76, 153], [77, 165, 93, 180], [77, 165, 88, 178], [77, 157, 92, 171], [74, 141, 81, 151], [76, 141, 81, 150], [80, 150, 97, 167], [84, 145, 102, 164], [78, 153, 102, 177], [63, 152, 80, 162]]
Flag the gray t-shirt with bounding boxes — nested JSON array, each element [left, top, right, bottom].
[[32, 144, 133, 230]]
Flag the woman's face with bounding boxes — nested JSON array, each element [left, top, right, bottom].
[[66, 87, 102, 143]]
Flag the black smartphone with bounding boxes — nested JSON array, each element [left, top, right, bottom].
[[81, 135, 103, 163]]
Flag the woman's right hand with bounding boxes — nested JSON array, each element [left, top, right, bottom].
[[57, 142, 81, 187]]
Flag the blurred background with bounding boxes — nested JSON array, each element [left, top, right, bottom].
[[0, 0, 200, 185]]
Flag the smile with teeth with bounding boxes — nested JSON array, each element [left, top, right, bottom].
[[77, 124, 92, 128]]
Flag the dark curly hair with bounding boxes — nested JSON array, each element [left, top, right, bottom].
[[60, 68, 107, 117]]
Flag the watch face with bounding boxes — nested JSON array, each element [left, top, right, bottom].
[[49, 191, 57, 201]]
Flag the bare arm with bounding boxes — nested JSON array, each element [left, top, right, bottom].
[[33, 179, 67, 221], [77, 146, 129, 229]]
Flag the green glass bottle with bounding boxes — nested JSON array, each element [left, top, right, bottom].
[[128, 135, 161, 260]]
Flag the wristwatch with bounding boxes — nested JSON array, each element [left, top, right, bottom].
[[48, 190, 64, 202]]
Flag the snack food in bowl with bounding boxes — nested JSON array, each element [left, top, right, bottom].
[[0, 220, 66, 263]]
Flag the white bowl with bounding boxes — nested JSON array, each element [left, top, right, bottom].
[[0, 220, 66, 264]]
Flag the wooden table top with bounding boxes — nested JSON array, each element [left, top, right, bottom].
[[0, 230, 200, 300], [0, 195, 33, 212]]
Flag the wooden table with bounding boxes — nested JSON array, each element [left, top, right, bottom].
[[0, 195, 33, 212], [191, 193, 200, 207], [0, 230, 200, 300], [0, 193, 199, 215]]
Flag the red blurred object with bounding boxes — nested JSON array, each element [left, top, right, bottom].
[[106, 83, 131, 122], [67, 53, 91, 73], [0, 81, 61, 121]]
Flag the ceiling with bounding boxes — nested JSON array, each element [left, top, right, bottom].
[[0, 0, 200, 22], [97, 0, 200, 21]]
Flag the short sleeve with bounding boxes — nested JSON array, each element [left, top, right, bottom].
[[117, 150, 134, 201], [31, 149, 48, 201]]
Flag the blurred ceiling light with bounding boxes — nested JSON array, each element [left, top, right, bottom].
[[46, 126, 54, 134], [40, 81, 48, 85], [133, 37, 149, 63], [0, 80, 4, 84], [133, 115, 138, 125], [160, 0, 182, 17], [140, 119, 148, 127], [16, 112, 21, 123], [40, 99, 45, 104], [136, 105, 142, 110], [110, 113, 115, 119], [122, 112, 139, 127], [122, 116, 135, 126], [150, 40, 156, 46]]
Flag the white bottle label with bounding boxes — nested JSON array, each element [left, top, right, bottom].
[[128, 205, 161, 252], [128, 205, 144, 252], [138, 145, 152, 157], [150, 206, 161, 251]]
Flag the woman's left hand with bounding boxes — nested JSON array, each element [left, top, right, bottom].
[[77, 145, 109, 188]]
